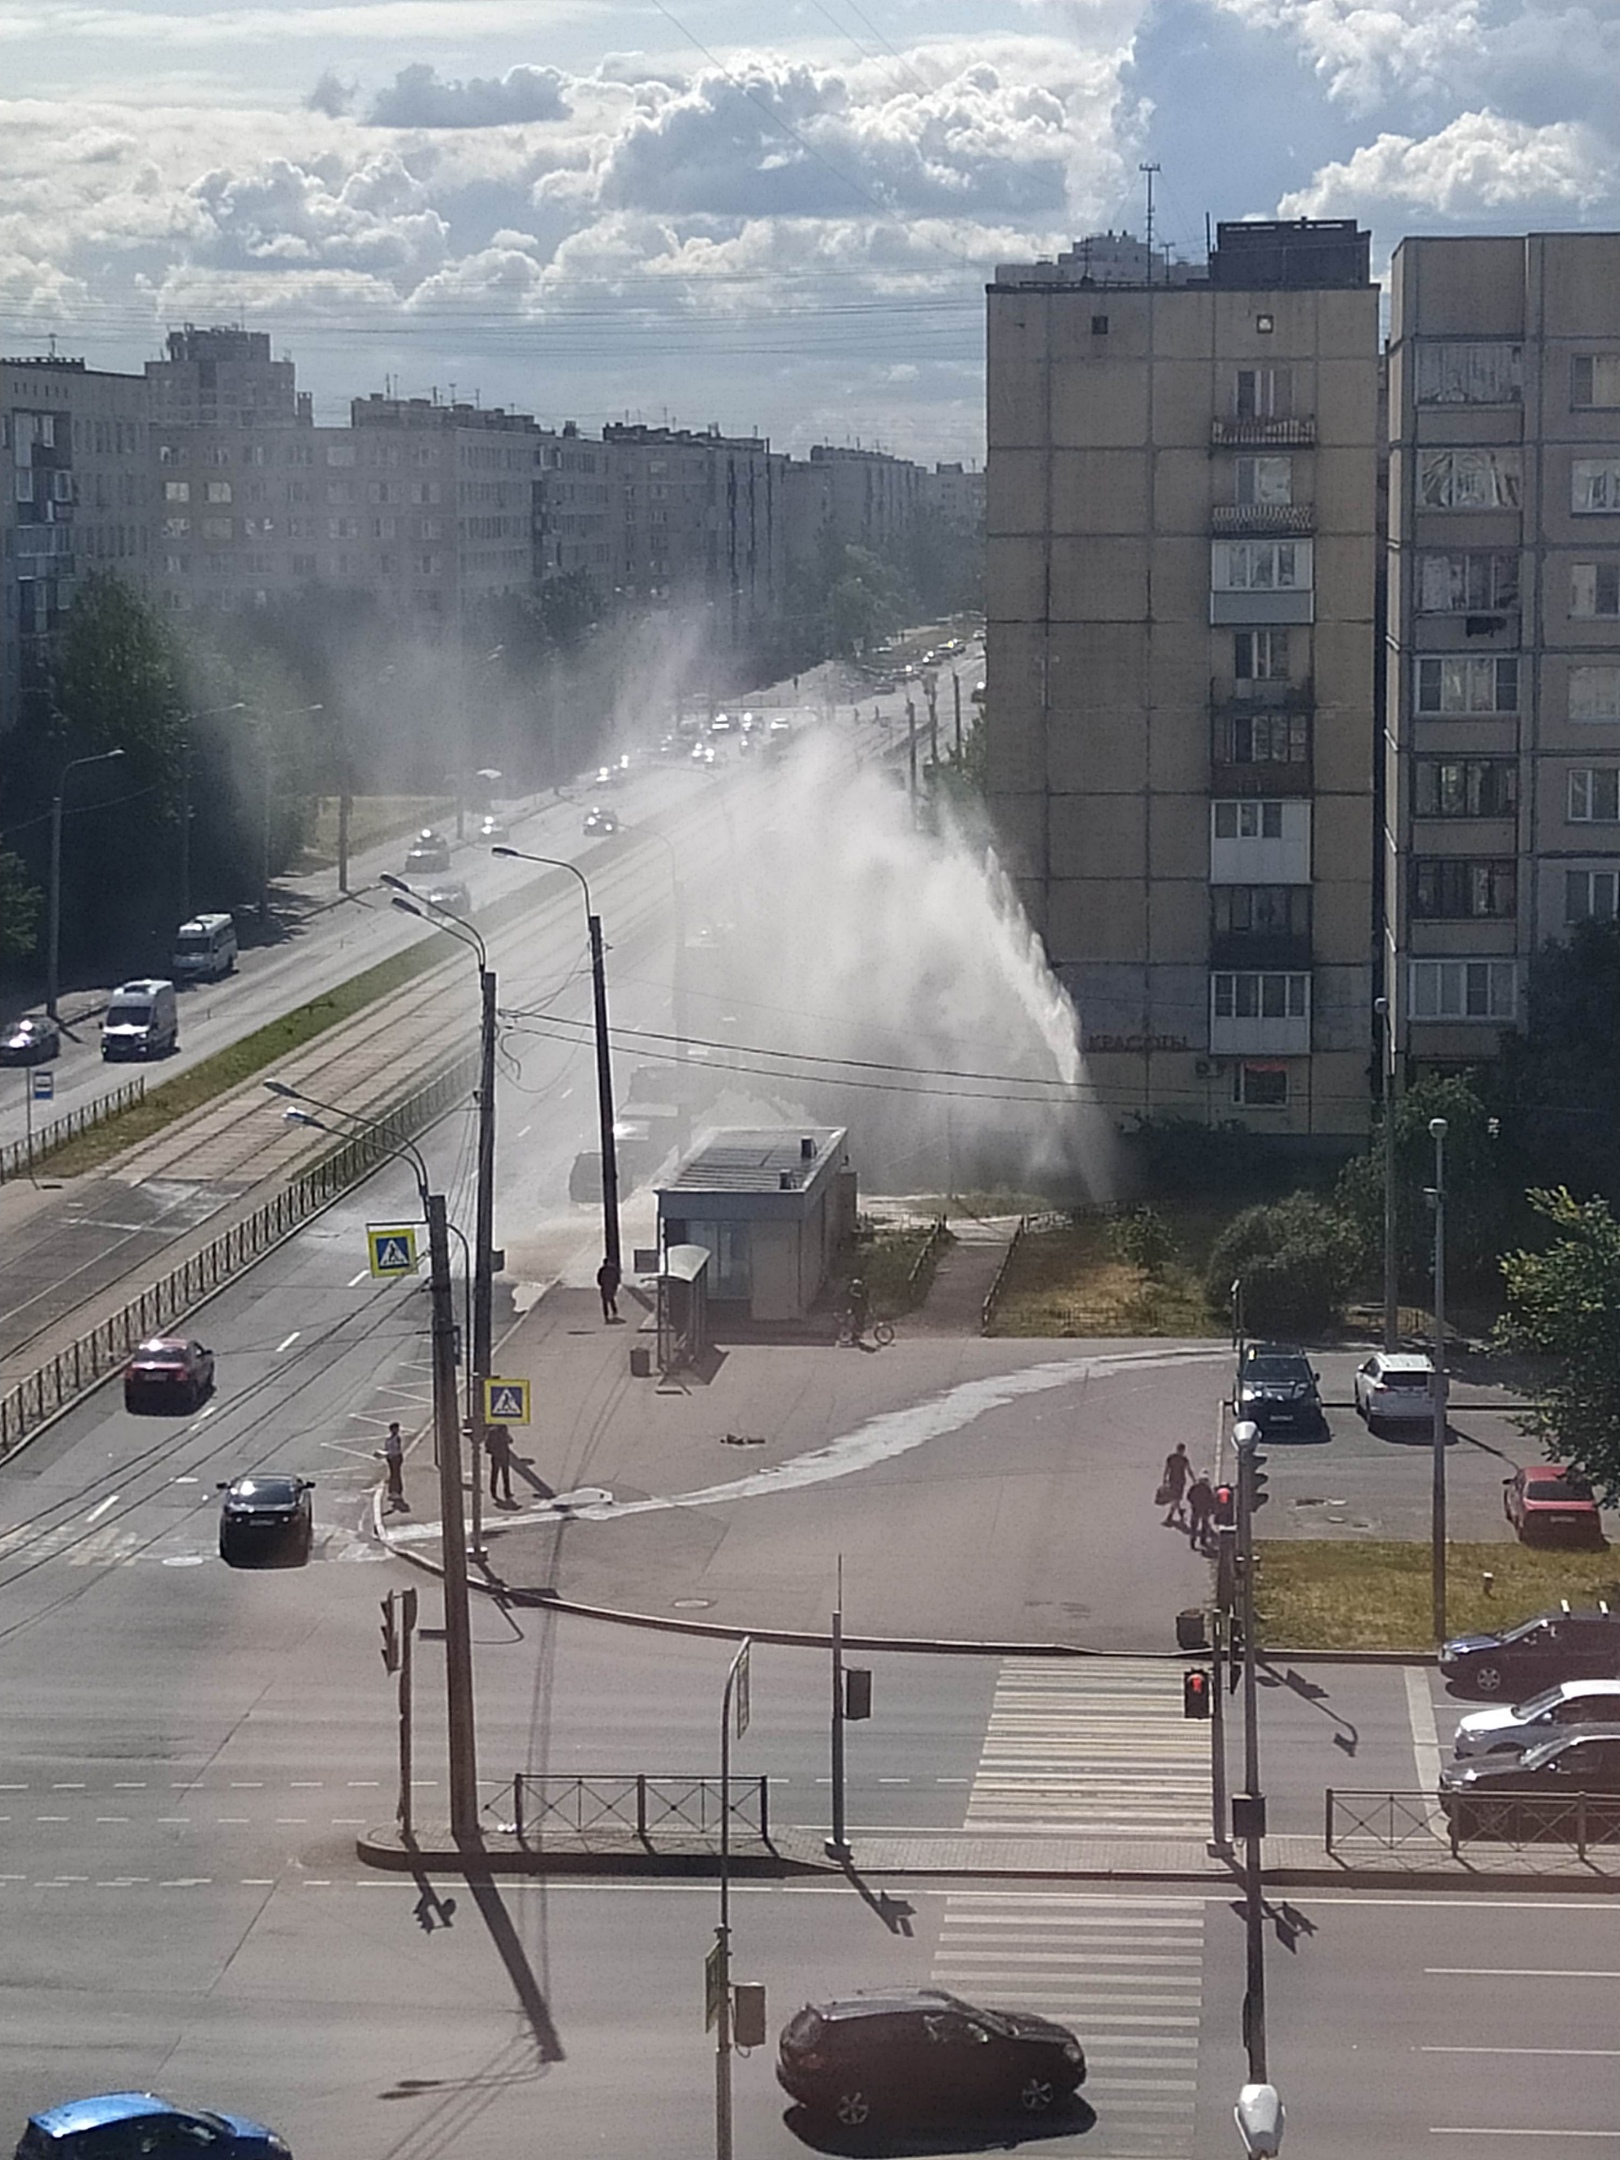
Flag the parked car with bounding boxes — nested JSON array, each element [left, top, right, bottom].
[[124, 1336, 214, 1415], [1440, 1605, 1620, 1697], [1353, 1351, 1436, 1430], [423, 879, 472, 915], [583, 806, 619, 836], [1504, 1463, 1604, 1545], [101, 979, 179, 1062], [1235, 1345, 1325, 1436], [0, 1015, 59, 1066], [1453, 1679, 1620, 1759], [15, 2092, 290, 2158], [404, 829, 450, 875], [776, 1989, 1085, 2129], [1440, 1728, 1620, 1841], [218, 1475, 314, 1567]]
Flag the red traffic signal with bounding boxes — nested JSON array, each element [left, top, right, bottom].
[[1213, 1484, 1236, 1529], [1183, 1668, 1213, 1720]]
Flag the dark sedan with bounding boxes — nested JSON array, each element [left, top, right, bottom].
[[1440, 1607, 1620, 1697], [123, 1337, 214, 1414], [218, 1475, 314, 1567], [0, 1016, 60, 1066], [1236, 1345, 1326, 1437], [1440, 1728, 1620, 1841], [777, 1989, 1085, 2130]]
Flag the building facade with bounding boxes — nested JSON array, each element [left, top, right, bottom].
[[1386, 233, 1620, 1067], [985, 219, 1381, 1146], [601, 423, 785, 647]]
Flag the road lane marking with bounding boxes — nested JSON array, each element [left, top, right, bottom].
[[84, 1496, 118, 1524], [52, 1782, 85, 1790], [1433, 2133, 1620, 2141], [1425, 2048, 1620, 2058], [1428, 1968, 1620, 1978], [1407, 1665, 1444, 1792], [229, 1782, 263, 1789], [275, 1332, 301, 1353], [347, 1269, 369, 1287]]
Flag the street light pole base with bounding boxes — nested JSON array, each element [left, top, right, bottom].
[[824, 1838, 852, 1862]]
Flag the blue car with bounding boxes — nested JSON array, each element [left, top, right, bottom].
[[16, 2093, 290, 2158]]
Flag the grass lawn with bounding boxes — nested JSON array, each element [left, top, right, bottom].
[[987, 1210, 1226, 1337], [832, 1223, 950, 1319], [1257, 1539, 1620, 1652], [300, 794, 455, 870], [42, 935, 455, 1178]]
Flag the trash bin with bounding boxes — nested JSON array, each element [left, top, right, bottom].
[[629, 1345, 651, 1379], [1175, 1607, 1209, 1652]]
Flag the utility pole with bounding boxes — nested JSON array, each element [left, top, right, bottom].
[[1376, 994, 1399, 1350], [469, 963, 498, 1563], [1234, 1419, 1267, 2086], [1428, 1117, 1449, 1645], [178, 733, 192, 925], [427, 1190, 479, 1841], [952, 672, 963, 761], [46, 747, 125, 1020], [258, 722, 273, 929], [587, 909, 621, 1275], [826, 1565, 851, 1862], [1139, 161, 1162, 280], [906, 698, 918, 801], [715, 1636, 752, 2160]]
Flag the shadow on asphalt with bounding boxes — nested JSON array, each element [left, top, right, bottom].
[[464, 1867, 567, 2062], [1259, 1662, 1361, 1757], [784, 2096, 1097, 2155]]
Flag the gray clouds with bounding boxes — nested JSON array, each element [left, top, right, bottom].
[[369, 62, 571, 127]]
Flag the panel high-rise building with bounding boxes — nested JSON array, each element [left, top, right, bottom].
[[984, 220, 1381, 1148]]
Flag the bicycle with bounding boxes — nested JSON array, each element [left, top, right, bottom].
[[836, 1311, 896, 1349]]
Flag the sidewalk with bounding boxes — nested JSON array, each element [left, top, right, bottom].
[[907, 1212, 1018, 1334]]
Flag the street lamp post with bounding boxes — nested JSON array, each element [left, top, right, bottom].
[[46, 747, 126, 1019], [1375, 994, 1399, 1351], [1233, 1417, 1268, 2085], [714, 1636, 752, 2160], [256, 704, 324, 928], [385, 879, 497, 1563], [1428, 1115, 1449, 1645], [266, 1081, 480, 1840], [492, 847, 622, 1273], [176, 701, 247, 923]]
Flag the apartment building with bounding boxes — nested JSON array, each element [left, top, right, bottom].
[[1386, 233, 1620, 1066], [1, 355, 154, 735], [921, 461, 986, 532], [782, 444, 924, 574], [601, 423, 784, 646], [985, 219, 1381, 1147], [540, 423, 612, 582]]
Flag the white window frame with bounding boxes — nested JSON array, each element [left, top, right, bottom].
[[1234, 457, 1292, 507], [1570, 665, 1620, 722], [1211, 972, 1309, 1021], [1213, 800, 1284, 841], [1233, 1061, 1290, 1108], [1417, 550, 1518, 614], [1415, 656, 1519, 715], [1572, 355, 1620, 410], [1418, 449, 1521, 510], [1416, 342, 1522, 406], [1573, 460, 1620, 514], [1407, 958, 1516, 1022], [1571, 562, 1620, 618], [1566, 869, 1620, 924], [1211, 540, 1311, 592], [1568, 767, 1620, 823]]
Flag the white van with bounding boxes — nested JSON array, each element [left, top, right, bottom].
[[102, 979, 179, 1061], [170, 912, 237, 982]]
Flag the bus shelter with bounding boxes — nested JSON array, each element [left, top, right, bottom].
[[656, 1242, 711, 1374]]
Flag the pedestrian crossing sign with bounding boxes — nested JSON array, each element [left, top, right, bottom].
[[367, 1224, 420, 1277], [484, 1378, 530, 1425]]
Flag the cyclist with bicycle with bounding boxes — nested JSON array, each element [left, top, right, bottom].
[[844, 1275, 870, 1345]]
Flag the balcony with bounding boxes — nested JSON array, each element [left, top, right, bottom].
[[1210, 970, 1312, 1057], [1210, 930, 1314, 970], [1210, 503, 1315, 537], [1212, 416, 1316, 447]]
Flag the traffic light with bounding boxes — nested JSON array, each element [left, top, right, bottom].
[[1213, 1484, 1236, 1529], [1183, 1667, 1213, 1720], [380, 1595, 400, 1674], [844, 1668, 873, 1721], [1247, 1449, 1270, 1512]]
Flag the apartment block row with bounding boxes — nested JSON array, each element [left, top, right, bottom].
[[986, 223, 1620, 1147], [1, 327, 982, 736]]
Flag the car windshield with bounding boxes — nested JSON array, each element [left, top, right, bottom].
[[1245, 1359, 1308, 1383], [1526, 1477, 1594, 1502], [174, 932, 213, 952], [1500, 1617, 1553, 1644], [106, 1004, 149, 1027]]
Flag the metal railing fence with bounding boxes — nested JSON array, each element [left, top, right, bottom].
[[486, 1774, 772, 1848], [0, 1078, 146, 1185]]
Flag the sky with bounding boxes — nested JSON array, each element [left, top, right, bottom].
[[2, 0, 1618, 464]]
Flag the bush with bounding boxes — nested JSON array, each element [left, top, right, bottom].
[[1205, 1192, 1359, 1338], [1108, 1205, 1177, 1277], [1120, 1114, 1276, 1199]]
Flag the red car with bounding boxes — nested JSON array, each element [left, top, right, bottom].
[[124, 1336, 215, 1414], [1504, 1464, 1604, 1546]]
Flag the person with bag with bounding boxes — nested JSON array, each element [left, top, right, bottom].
[[1158, 1441, 1191, 1526]]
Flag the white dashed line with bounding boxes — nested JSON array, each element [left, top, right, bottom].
[[275, 1332, 301, 1353], [84, 1496, 119, 1524], [347, 1269, 369, 1287]]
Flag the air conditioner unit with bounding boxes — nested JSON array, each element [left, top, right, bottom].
[[1194, 1058, 1226, 1080]]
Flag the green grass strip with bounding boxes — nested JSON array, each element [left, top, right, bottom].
[[43, 932, 454, 1179], [1257, 1538, 1620, 1653]]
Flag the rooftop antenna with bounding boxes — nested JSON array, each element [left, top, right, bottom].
[[1139, 162, 1161, 284]]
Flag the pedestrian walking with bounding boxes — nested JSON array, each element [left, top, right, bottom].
[[1158, 1441, 1191, 1526], [845, 1275, 870, 1344], [596, 1255, 621, 1323], [486, 1422, 515, 1506], [1186, 1469, 1215, 1550], [380, 1421, 406, 1511]]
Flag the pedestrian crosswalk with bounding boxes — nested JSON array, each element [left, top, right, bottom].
[[964, 1657, 1213, 1840], [931, 1891, 1204, 2157]]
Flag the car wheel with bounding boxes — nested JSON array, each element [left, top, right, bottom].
[[1019, 2075, 1058, 2113], [832, 2090, 873, 2128], [1471, 1662, 1506, 1695]]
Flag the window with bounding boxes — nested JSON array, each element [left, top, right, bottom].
[[1213, 801, 1283, 840], [327, 516, 358, 540], [1572, 355, 1620, 409], [1235, 368, 1291, 419], [285, 443, 313, 466], [1573, 460, 1620, 513], [1413, 759, 1518, 818], [1090, 314, 1108, 336], [1572, 665, 1620, 720], [1212, 887, 1310, 936], [163, 480, 190, 504], [206, 445, 230, 466], [161, 516, 190, 538], [1234, 457, 1292, 507], [158, 443, 183, 465], [1568, 767, 1620, 822], [1416, 343, 1522, 405], [1408, 958, 1516, 1020], [1567, 869, 1620, 924], [1415, 656, 1519, 714], [1211, 540, 1310, 591], [1233, 630, 1290, 682], [1417, 551, 1519, 613], [1234, 1062, 1288, 1107], [327, 481, 355, 504], [1212, 973, 1308, 1019], [1411, 859, 1517, 918], [200, 516, 232, 541], [204, 480, 231, 504], [325, 443, 356, 467], [1418, 449, 1521, 510], [1219, 710, 1309, 768], [1572, 562, 1620, 618]]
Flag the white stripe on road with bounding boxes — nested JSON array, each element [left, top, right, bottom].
[[1428, 1967, 1620, 1979], [275, 1331, 301, 1353], [1425, 2048, 1620, 2058], [1433, 2132, 1620, 2141], [84, 1494, 119, 1524], [347, 1269, 369, 1286]]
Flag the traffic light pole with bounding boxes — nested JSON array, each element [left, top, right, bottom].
[[1209, 1606, 1231, 1857], [427, 1191, 479, 1843], [826, 1597, 850, 1861], [1236, 1421, 1267, 2084]]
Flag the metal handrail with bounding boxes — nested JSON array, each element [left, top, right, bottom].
[[1327, 1784, 1620, 1862], [0, 1077, 146, 1185], [492, 1773, 771, 1846]]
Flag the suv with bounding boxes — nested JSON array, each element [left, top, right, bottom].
[[1440, 1606, 1620, 1697], [218, 1476, 314, 1567], [1236, 1345, 1325, 1437], [1354, 1351, 1436, 1431], [776, 1989, 1084, 2129], [15, 2092, 290, 2157]]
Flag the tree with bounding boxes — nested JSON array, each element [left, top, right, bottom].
[[1498, 1187, 1620, 1501], [52, 570, 184, 786], [1205, 1192, 1360, 1337], [1335, 1071, 1516, 1294], [1496, 921, 1620, 1201], [0, 849, 41, 962]]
